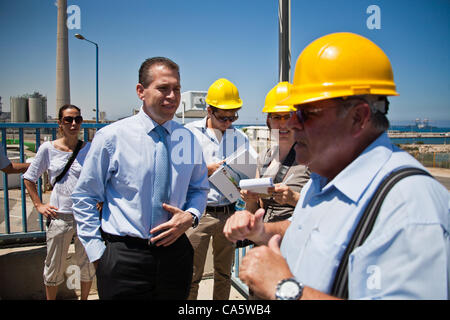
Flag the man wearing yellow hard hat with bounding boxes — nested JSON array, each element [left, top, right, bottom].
[[224, 32, 449, 300], [185, 78, 250, 300]]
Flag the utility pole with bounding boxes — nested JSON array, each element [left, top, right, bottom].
[[278, 0, 291, 82]]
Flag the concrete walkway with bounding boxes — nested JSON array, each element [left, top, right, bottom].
[[0, 241, 245, 300]]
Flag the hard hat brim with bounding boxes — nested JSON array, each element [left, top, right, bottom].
[[206, 98, 243, 110], [281, 83, 399, 107], [262, 105, 297, 113]]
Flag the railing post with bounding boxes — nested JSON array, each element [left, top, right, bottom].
[[35, 128, 44, 231], [1, 129, 10, 234], [83, 127, 89, 142], [19, 128, 27, 233], [234, 247, 240, 277]]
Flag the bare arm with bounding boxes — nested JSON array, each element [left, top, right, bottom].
[[1, 162, 30, 174], [23, 178, 58, 219]]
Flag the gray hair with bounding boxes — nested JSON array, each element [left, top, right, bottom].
[[337, 95, 390, 131]]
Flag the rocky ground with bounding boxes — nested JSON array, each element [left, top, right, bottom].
[[399, 144, 450, 153]]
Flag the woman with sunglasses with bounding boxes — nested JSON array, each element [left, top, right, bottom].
[[241, 82, 310, 223], [24, 104, 95, 300]]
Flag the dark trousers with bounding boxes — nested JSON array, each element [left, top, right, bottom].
[[96, 233, 193, 300]]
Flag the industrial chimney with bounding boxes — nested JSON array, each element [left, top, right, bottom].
[[55, 0, 70, 117]]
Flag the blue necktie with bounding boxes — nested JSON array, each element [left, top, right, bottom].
[[150, 125, 171, 237]]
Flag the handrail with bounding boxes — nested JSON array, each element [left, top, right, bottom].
[[231, 245, 252, 298]]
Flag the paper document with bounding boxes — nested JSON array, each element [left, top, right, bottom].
[[208, 145, 258, 202], [239, 177, 274, 194]]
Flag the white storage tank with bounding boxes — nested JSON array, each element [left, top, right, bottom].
[[28, 97, 45, 122], [10, 97, 28, 122]]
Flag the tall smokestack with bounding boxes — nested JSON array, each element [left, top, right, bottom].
[[55, 0, 70, 117]]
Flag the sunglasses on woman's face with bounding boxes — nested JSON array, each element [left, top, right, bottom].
[[62, 115, 83, 124]]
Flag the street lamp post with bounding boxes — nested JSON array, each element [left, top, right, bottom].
[[75, 33, 99, 123]]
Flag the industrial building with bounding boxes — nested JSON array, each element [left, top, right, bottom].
[[8, 94, 47, 123]]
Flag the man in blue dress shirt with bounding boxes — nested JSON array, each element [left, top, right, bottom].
[[223, 33, 449, 300], [72, 57, 209, 299]]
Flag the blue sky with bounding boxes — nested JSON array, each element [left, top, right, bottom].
[[0, 0, 449, 126]]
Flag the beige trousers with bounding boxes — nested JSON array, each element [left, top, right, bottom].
[[186, 210, 235, 300], [44, 213, 95, 286]]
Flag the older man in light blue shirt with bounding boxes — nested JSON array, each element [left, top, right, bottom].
[[224, 113, 449, 300], [223, 33, 449, 300], [281, 132, 449, 299]]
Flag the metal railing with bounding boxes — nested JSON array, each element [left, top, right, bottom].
[[231, 244, 253, 298], [3, 121, 251, 299], [0, 122, 107, 246]]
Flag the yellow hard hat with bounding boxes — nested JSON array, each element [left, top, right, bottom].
[[205, 78, 243, 110], [282, 32, 399, 106], [262, 82, 297, 113]]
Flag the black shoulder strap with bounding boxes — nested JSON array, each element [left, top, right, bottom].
[[53, 140, 83, 186], [260, 145, 296, 183], [273, 145, 296, 184], [330, 167, 432, 299]]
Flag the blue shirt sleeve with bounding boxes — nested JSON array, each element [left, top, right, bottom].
[[0, 144, 11, 170], [72, 130, 111, 262]]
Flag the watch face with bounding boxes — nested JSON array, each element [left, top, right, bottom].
[[281, 280, 300, 298]]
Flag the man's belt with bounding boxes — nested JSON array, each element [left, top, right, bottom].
[[206, 203, 236, 213], [102, 232, 154, 247]]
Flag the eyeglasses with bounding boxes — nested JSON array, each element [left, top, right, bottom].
[[212, 112, 238, 123], [269, 114, 291, 121], [290, 108, 322, 123], [290, 104, 343, 123], [62, 116, 83, 124]]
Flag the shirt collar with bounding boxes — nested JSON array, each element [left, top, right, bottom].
[[199, 116, 208, 130], [137, 106, 173, 134], [313, 132, 393, 204]]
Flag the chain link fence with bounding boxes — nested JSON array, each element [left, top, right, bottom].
[[408, 152, 450, 169]]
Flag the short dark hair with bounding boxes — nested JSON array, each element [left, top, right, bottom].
[[138, 57, 180, 88], [58, 104, 81, 120]]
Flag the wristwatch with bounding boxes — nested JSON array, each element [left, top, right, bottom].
[[189, 212, 199, 228], [275, 278, 304, 300]]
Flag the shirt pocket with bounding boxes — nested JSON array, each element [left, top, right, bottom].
[[298, 229, 346, 293], [110, 152, 141, 199]]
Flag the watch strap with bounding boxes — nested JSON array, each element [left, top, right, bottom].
[[189, 212, 199, 228]]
